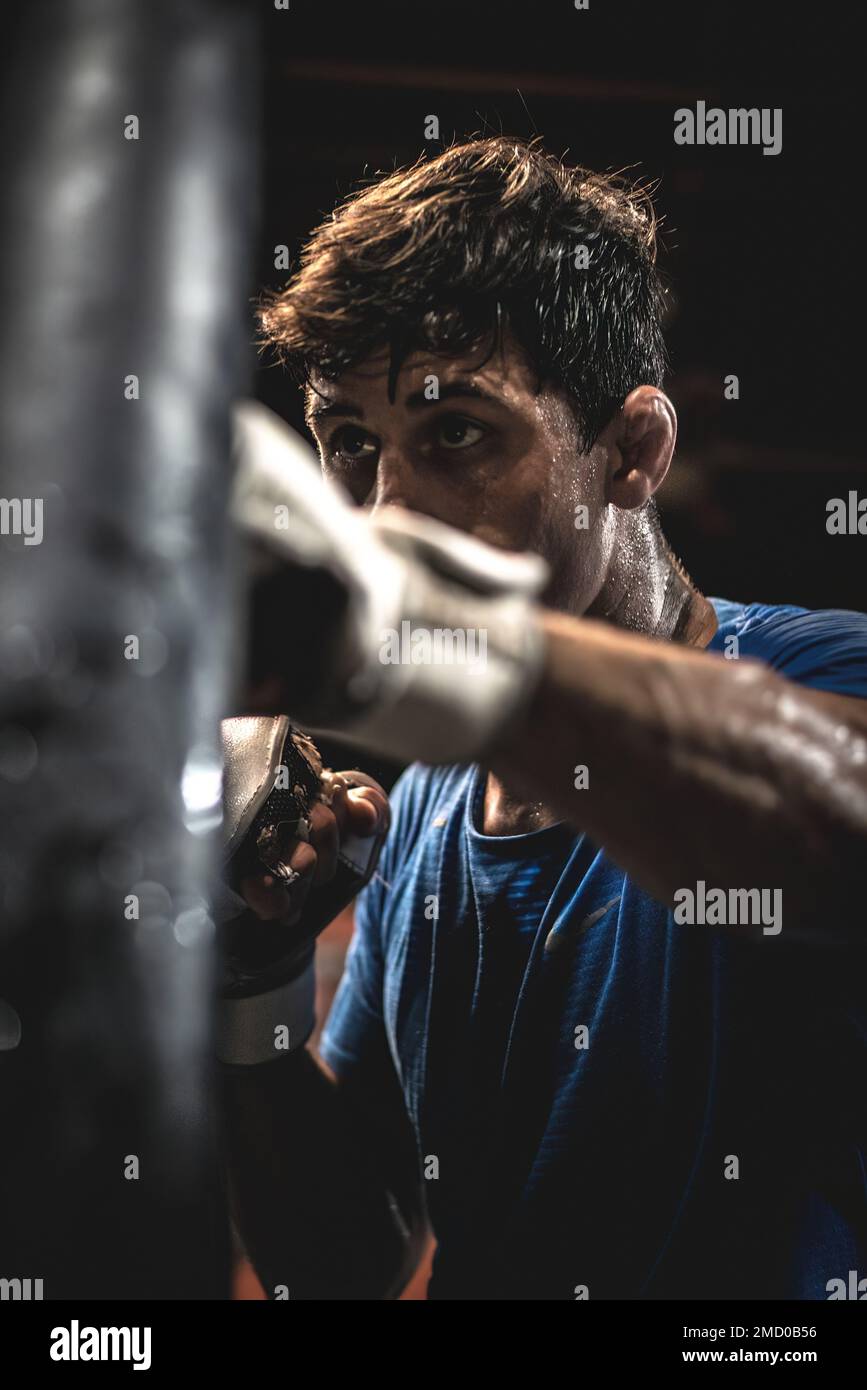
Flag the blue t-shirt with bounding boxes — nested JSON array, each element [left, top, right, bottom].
[[320, 600, 867, 1300]]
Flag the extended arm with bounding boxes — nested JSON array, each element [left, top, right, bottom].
[[493, 610, 867, 926]]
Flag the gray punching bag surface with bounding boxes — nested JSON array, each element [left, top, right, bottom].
[[0, 0, 259, 1297]]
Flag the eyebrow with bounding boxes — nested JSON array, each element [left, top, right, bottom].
[[306, 381, 503, 423]]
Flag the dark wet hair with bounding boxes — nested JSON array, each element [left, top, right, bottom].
[[259, 136, 669, 454]]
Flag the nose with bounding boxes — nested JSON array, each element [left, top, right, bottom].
[[367, 446, 426, 516]]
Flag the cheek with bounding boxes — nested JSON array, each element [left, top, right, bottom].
[[528, 452, 613, 608], [534, 447, 597, 551], [466, 478, 547, 553], [464, 449, 576, 555], [401, 469, 491, 539], [403, 447, 529, 547]]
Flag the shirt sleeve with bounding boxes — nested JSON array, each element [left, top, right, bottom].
[[318, 880, 389, 1083], [740, 606, 867, 698], [317, 766, 419, 1086]]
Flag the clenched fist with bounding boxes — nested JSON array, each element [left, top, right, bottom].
[[215, 716, 390, 1011], [238, 769, 389, 925]]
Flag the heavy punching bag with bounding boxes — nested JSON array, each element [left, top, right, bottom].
[[0, 0, 259, 1297]]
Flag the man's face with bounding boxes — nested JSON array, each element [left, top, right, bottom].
[[306, 338, 615, 614]]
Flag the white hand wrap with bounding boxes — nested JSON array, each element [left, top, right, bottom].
[[338, 506, 547, 763]]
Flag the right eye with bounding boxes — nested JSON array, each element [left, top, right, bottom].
[[329, 425, 378, 465]]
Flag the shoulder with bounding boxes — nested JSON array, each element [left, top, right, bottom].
[[708, 597, 867, 697]]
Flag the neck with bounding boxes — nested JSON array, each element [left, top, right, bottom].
[[587, 512, 716, 647], [482, 516, 717, 836]]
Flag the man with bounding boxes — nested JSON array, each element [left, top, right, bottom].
[[219, 138, 867, 1300]]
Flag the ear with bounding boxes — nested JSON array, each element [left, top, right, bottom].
[[603, 386, 677, 510]]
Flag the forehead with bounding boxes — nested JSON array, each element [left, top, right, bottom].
[[305, 338, 543, 418]]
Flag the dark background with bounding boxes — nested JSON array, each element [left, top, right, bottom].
[[252, 0, 864, 614]]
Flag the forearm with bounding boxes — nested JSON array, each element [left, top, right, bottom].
[[219, 1046, 419, 1300], [493, 610, 867, 922]]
